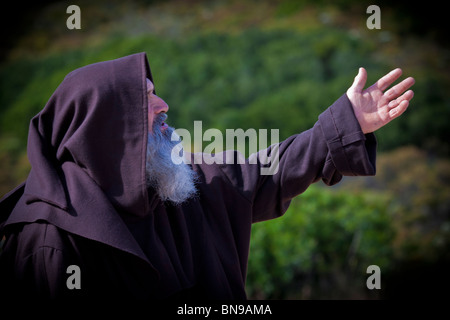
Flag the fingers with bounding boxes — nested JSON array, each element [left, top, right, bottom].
[[376, 68, 403, 91], [388, 90, 414, 119], [389, 99, 410, 119], [388, 90, 415, 109], [349, 67, 367, 93], [384, 77, 416, 100]]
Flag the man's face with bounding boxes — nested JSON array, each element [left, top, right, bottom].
[[145, 78, 198, 205], [146, 78, 169, 133]]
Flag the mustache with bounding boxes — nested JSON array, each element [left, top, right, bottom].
[[153, 113, 168, 128]]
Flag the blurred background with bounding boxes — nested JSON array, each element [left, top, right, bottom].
[[1, 0, 449, 299]]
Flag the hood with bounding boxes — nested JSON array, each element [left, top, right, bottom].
[[22, 52, 154, 218]]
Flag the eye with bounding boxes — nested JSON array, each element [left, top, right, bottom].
[[146, 78, 155, 94]]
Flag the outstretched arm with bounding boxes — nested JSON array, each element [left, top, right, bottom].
[[347, 67, 415, 134]]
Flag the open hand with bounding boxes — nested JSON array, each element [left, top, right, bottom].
[[346, 67, 415, 134]]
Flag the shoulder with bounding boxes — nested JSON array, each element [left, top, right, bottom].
[[0, 222, 79, 298], [188, 150, 260, 203], [2, 222, 73, 263]]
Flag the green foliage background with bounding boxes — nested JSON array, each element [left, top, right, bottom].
[[1, 0, 449, 299]]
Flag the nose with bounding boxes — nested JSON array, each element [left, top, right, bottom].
[[149, 94, 169, 114]]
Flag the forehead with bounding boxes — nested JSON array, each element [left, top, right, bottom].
[[146, 78, 154, 92]]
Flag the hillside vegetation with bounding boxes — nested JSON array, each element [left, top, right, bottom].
[[1, 0, 449, 299]]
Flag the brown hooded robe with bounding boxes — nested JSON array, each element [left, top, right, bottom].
[[0, 52, 376, 300]]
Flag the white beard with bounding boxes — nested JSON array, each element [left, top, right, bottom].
[[146, 114, 198, 205]]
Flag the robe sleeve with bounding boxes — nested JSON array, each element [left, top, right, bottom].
[[217, 94, 377, 223]]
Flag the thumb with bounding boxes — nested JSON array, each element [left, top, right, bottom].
[[349, 67, 367, 93]]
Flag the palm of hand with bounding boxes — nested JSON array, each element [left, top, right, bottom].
[[346, 68, 415, 134]]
